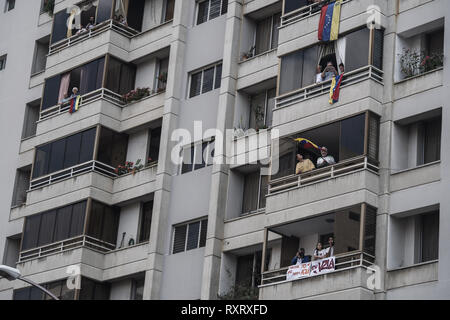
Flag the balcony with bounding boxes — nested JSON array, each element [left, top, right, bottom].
[[259, 253, 375, 299], [237, 49, 278, 91], [49, 20, 138, 56], [276, 65, 383, 110], [18, 235, 115, 263], [30, 160, 116, 191], [269, 156, 378, 195]]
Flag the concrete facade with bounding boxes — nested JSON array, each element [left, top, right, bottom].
[[0, 0, 449, 300]]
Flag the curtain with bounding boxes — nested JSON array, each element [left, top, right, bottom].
[[317, 42, 335, 64], [335, 37, 346, 70], [279, 50, 303, 95], [115, 0, 129, 16], [424, 118, 441, 164]]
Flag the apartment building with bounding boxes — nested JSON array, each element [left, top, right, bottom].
[[0, 0, 448, 300]]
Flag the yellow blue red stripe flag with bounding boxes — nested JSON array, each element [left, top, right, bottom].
[[295, 138, 322, 152], [69, 95, 82, 114]]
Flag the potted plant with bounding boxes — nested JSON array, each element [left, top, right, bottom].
[[122, 87, 151, 103], [399, 48, 444, 79], [241, 46, 256, 61], [115, 159, 144, 176], [42, 0, 55, 17]]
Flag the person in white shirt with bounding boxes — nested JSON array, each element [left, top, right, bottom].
[[317, 147, 336, 169]]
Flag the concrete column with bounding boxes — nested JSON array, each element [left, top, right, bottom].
[[143, 0, 190, 300], [200, 0, 243, 300]]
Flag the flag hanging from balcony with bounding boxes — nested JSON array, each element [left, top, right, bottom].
[[329, 74, 344, 104], [318, 0, 342, 42], [69, 95, 82, 114], [295, 138, 322, 152]]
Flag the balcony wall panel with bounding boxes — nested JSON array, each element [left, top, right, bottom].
[[390, 162, 440, 193], [259, 267, 374, 300], [237, 50, 278, 91]]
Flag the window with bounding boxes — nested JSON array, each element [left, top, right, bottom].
[[255, 13, 281, 55], [249, 88, 276, 130], [21, 201, 87, 251], [87, 201, 120, 245], [11, 166, 31, 207], [162, 0, 175, 23], [189, 63, 222, 98], [172, 218, 208, 254], [32, 128, 97, 179], [180, 139, 215, 174], [0, 54, 6, 70], [104, 57, 136, 96], [3, 236, 21, 268], [148, 126, 161, 164], [418, 117, 441, 165], [283, 0, 309, 15], [196, 0, 228, 25], [417, 211, 439, 263], [97, 127, 128, 169], [4, 0, 15, 12], [242, 170, 268, 215], [131, 278, 145, 300], [78, 278, 110, 300], [156, 57, 169, 92], [22, 101, 40, 139], [139, 201, 153, 243], [235, 252, 262, 291]]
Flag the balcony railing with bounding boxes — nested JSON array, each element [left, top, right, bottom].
[[30, 160, 118, 191], [49, 20, 139, 55], [18, 235, 116, 263], [268, 156, 379, 196], [39, 88, 125, 120], [261, 250, 374, 285], [275, 65, 383, 110], [281, 0, 352, 27]]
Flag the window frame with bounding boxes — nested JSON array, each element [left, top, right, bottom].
[[195, 0, 228, 26], [241, 170, 268, 216], [254, 12, 281, 56], [4, 0, 15, 12], [171, 218, 208, 254]]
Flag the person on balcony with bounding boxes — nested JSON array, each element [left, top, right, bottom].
[[119, 15, 128, 27], [324, 236, 335, 258], [313, 242, 326, 260], [70, 87, 79, 98], [75, 25, 87, 36], [322, 62, 338, 81], [59, 93, 70, 105], [296, 154, 315, 175], [316, 147, 336, 168], [86, 16, 96, 30], [316, 65, 324, 83], [291, 248, 310, 265], [339, 63, 345, 74]]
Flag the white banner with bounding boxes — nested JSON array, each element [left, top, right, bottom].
[[286, 257, 335, 281]]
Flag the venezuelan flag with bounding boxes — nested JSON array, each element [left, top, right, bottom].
[[329, 74, 344, 104], [69, 95, 82, 114], [318, 0, 342, 42], [295, 138, 322, 152]]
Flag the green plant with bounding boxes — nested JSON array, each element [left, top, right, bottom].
[[122, 87, 152, 103], [42, 0, 55, 16], [252, 104, 265, 131]]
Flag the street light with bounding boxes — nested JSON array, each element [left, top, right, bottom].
[[0, 265, 59, 300]]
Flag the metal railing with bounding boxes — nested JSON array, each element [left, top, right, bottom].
[[18, 235, 116, 263], [39, 88, 125, 121], [276, 65, 384, 110], [281, 0, 352, 27], [261, 250, 375, 285], [268, 156, 379, 196], [49, 20, 139, 55], [30, 160, 118, 191]]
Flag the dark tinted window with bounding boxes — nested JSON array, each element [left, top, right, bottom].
[[214, 64, 222, 89], [340, 114, 365, 160], [22, 214, 41, 250], [37, 210, 56, 246], [42, 75, 61, 110], [54, 205, 73, 242], [280, 50, 303, 95], [51, 11, 70, 44], [284, 0, 309, 14], [139, 202, 153, 243], [173, 225, 187, 254], [202, 67, 215, 93], [96, 0, 114, 23], [64, 134, 82, 168], [189, 71, 202, 98], [48, 139, 66, 173], [186, 221, 200, 251], [345, 28, 370, 72], [197, 1, 209, 25]]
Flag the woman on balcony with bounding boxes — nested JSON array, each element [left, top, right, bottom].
[[295, 154, 315, 175], [313, 242, 326, 260]]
